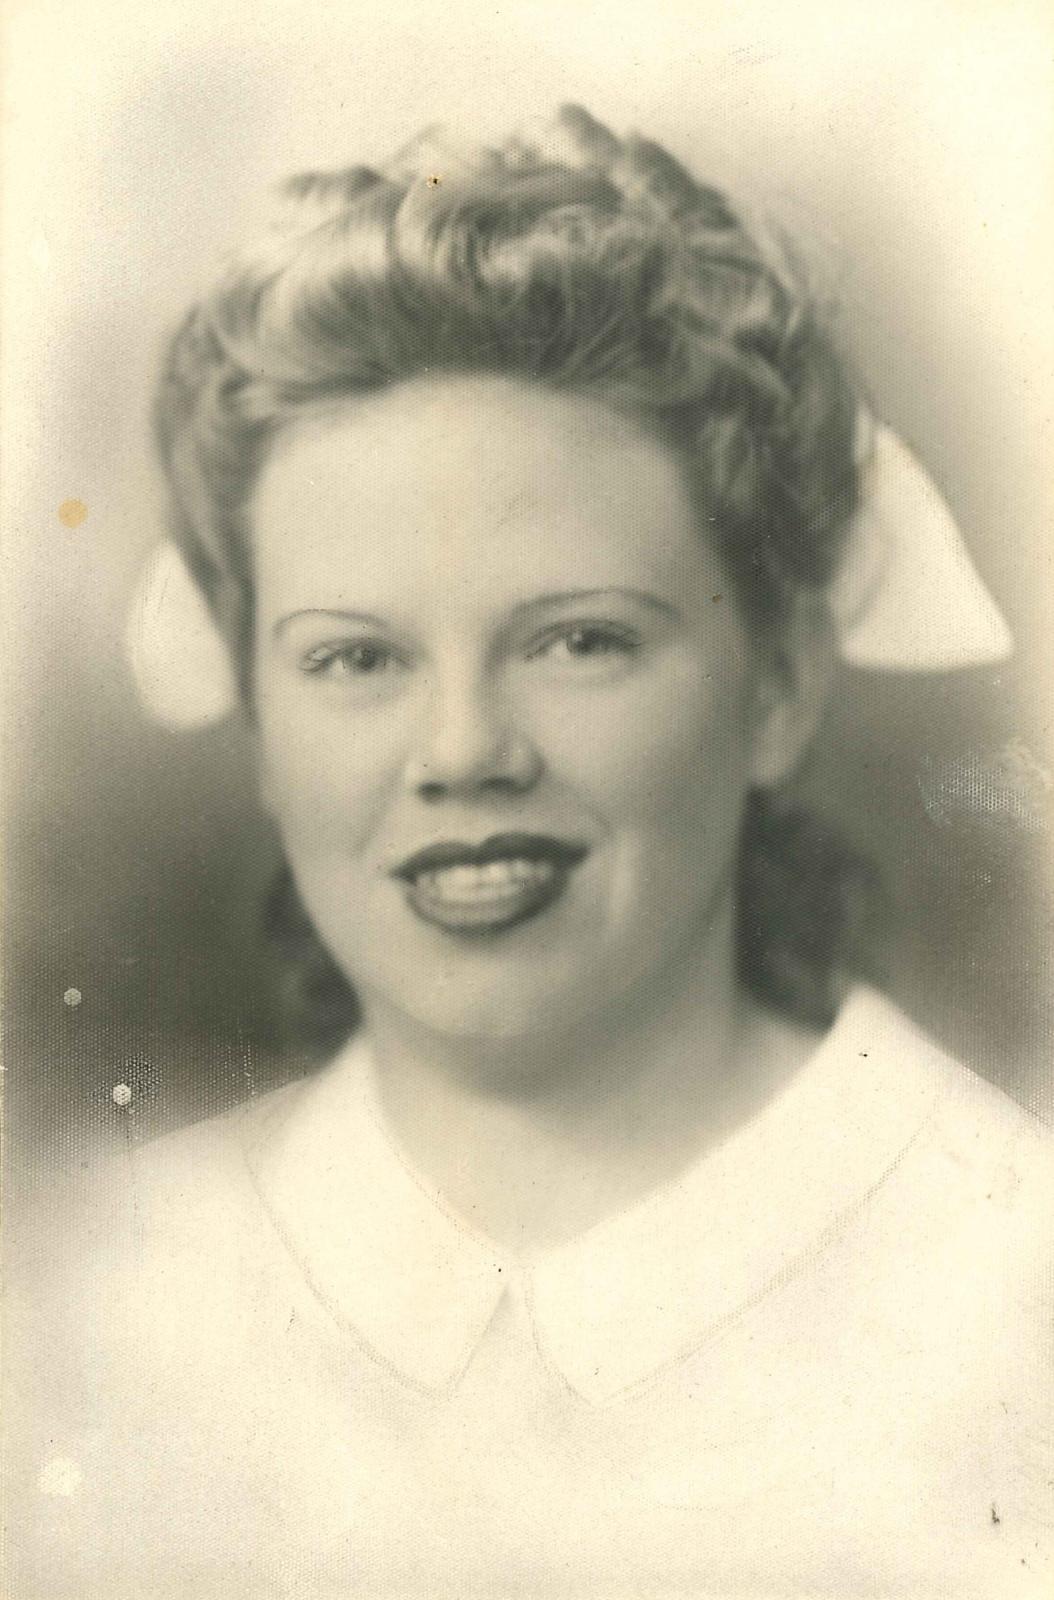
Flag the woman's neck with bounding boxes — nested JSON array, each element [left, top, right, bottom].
[[359, 895, 816, 1255]]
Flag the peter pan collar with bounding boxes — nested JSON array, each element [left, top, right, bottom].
[[244, 985, 943, 1406]]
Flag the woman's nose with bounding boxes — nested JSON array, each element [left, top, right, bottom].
[[405, 674, 543, 803]]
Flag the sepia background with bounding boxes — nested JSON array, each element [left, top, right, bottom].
[[3, 0, 1053, 1201]]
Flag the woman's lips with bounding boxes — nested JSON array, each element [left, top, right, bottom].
[[392, 833, 589, 936]]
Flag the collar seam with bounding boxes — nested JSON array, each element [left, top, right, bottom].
[[240, 1124, 504, 1399], [528, 1108, 938, 1410]]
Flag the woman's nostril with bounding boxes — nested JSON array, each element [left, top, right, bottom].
[[483, 772, 530, 796]]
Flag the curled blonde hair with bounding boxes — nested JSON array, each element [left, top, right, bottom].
[[154, 104, 862, 690]]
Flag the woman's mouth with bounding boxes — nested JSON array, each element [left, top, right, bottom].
[[392, 833, 589, 936]]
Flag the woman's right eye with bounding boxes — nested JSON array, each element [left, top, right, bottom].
[[299, 641, 403, 679]]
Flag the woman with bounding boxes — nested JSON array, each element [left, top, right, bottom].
[[10, 106, 1050, 1598]]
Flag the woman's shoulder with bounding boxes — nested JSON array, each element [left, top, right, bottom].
[[801, 984, 1052, 1333], [837, 981, 1051, 1165], [830, 986, 1052, 1328], [124, 1072, 307, 1213], [10, 1073, 310, 1343], [7, 1075, 314, 1451], [4, 1072, 323, 1594]]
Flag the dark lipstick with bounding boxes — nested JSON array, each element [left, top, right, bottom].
[[392, 833, 588, 936]]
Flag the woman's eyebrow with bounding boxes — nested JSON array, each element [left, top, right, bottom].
[[273, 609, 390, 638], [511, 587, 680, 620], [274, 591, 681, 637]]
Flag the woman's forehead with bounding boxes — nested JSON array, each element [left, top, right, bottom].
[[254, 374, 680, 516], [250, 375, 725, 617]]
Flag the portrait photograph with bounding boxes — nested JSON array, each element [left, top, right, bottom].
[[2, 1, 1052, 1596]]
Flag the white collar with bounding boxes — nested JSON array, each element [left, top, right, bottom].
[[244, 985, 942, 1406]]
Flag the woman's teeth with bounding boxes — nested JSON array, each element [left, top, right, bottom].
[[414, 858, 556, 904], [398, 841, 586, 934]]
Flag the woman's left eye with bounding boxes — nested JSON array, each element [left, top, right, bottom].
[[525, 623, 641, 666]]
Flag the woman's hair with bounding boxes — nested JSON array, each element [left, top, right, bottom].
[[154, 104, 873, 1041]]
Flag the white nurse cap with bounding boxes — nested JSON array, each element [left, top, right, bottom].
[[830, 417, 1013, 672]]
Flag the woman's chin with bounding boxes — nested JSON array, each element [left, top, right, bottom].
[[369, 963, 602, 1047], [357, 936, 636, 1053], [357, 928, 677, 1059]]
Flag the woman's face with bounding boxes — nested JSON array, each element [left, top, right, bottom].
[[251, 375, 796, 1044]]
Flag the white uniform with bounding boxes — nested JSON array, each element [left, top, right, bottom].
[[7, 986, 1052, 1599]]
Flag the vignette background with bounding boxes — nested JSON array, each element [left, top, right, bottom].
[[2, 0, 1052, 1203]]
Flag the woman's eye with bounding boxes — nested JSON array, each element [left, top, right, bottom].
[[526, 623, 641, 666], [300, 641, 402, 678]]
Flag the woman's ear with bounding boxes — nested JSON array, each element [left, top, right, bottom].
[[748, 595, 837, 789]]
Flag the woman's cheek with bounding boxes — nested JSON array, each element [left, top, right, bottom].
[[257, 691, 407, 854], [542, 658, 750, 816]]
